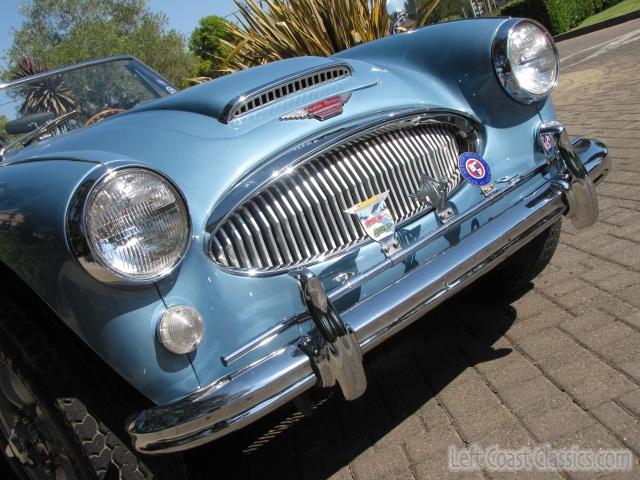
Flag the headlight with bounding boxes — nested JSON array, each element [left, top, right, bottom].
[[493, 19, 559, 104], [77, 167, 190, 283]]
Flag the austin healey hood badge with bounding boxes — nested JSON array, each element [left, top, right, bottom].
[[281, 92, 352, 121], [345, 192, 400, 256]]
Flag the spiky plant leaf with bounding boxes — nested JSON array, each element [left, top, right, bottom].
[[221, 0, 440, 73], [10, 56, 76, 116]]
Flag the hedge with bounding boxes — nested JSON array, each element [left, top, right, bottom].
[[498, 0, 624, 34], [497, 0, 553, 33]]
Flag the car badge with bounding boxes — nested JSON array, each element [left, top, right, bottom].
[[458, 152, 495, 196], [409, 174, 455, 223], [540, 133, 557, 160], [345, 191, 400, 256], [281, 92, 351, 121]]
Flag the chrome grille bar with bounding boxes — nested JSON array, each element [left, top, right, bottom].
[[211, 123, 464, 272]]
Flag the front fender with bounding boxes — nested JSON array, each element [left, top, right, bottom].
[[0, 159, 199, 404]]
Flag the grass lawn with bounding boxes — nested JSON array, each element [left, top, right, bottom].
[[576, 0, 640, 29]]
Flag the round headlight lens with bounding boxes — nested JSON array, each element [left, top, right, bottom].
[[84, 168, 189, 282], [494, 20, 559, 103]]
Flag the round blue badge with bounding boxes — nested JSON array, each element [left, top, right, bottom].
[[458, 152, 491, 186]]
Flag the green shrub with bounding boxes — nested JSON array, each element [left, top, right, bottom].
[[546, 0, 622, 33], [498, 0, 553, 33], [498, 0, 624, 34]]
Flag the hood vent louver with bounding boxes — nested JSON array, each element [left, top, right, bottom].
[[220, 64, 352, 123]]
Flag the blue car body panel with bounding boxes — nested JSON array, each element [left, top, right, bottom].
[[0, 17, 560, 405]]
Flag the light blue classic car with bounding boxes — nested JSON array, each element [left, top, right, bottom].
[[0, 6, 609, 480]]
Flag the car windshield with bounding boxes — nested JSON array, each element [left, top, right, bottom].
[[0, 57, 176, 154]]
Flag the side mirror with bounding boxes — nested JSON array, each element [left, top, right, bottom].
[[4, 112, 55, 135], [386, 0, 419, 34]]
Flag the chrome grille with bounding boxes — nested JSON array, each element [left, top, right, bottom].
[[211, 123, 464, 271], [222, 64, 352, 122]]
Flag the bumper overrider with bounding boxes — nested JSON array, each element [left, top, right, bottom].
[[127, 122, 610, 454]]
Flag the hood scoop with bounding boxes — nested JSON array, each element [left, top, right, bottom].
[[220, 64, 352, 123]]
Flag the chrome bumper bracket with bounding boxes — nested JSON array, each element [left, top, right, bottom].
[[539, 122, 600, 229], [294, 270, 367, 401]]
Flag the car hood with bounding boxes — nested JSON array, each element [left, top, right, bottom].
[[7, 19, 540, 238], [6, 57, 463, 235]]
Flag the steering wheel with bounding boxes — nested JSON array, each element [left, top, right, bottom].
[[85, 108, 126, 126]]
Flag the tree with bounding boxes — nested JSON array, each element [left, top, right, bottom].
[[221, 0, 440, 73], [189, 16, 236, 80], [7, 0, 197, 87]]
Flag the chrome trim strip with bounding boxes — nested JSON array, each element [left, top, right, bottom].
[[221, 314, 304, 367], [219, 63, 352, 123], [127, 135, 608, 455]]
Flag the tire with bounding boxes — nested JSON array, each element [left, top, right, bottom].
[[0, 272, 186, 480], [467, 219, 562, 300]]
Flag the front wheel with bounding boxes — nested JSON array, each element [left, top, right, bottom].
[[468, 219, 562, 300], [0, 281, 185, 479]]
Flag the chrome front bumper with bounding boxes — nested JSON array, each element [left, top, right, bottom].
[[128, 128, 610, 454]]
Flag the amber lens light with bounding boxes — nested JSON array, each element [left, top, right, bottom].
[[508, 22, 558, 97], [157, 305, 205, 354], [85, 169, 189, 281]]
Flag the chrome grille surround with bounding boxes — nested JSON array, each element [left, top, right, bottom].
[[220, 64, 352, 123], [208, 109, 482, 274]]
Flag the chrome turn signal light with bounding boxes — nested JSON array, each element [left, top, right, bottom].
[[157, 305, 205, 355]]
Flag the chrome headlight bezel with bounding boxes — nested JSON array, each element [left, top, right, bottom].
[[492, 18, 560, 105], [67, 164, 191, 285]]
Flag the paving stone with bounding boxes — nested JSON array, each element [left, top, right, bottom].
[[327, 467, 354, 480], [402, 419, 464, 466], [624, 310, 640, 330], [499, 376, 564, 414], [571, 322, 637, 352], [507, 309, 574, 341], [616, 390, 640, 418], [552, 422, 623, 457], [515, 328, 577, 363], [509, 293, 559, 320], [351, 444, 414, 480], [488, 471, 565, 480], [591, 402, 640, 454], [559, 310, 614, 337], [413, 456, 486, 480], [475, 416, 535, 449], [598, 335, 640, 365], [564, 367, 636, 410], [519, 402, 594, 442]]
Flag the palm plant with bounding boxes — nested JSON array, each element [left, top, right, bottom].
[[10, 56, 76, 116], [221, 0, 440, 73]]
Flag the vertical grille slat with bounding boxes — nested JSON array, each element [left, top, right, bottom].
[[211, 122, 468, 272]]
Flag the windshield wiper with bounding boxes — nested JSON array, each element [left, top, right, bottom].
[[0, 109, 78, 161]]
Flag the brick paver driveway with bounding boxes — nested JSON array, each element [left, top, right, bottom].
[[184, 20, 640, 480]]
